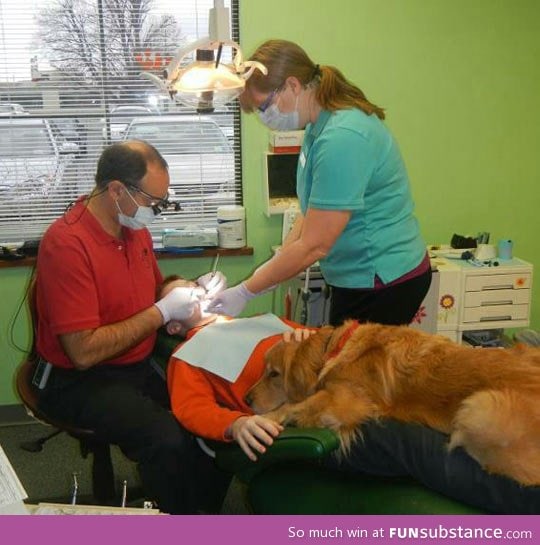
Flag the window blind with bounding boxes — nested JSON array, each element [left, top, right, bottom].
[[0, 0, 241, 243]]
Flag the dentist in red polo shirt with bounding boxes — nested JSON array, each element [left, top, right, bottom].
[[34, 140, 229, 514]]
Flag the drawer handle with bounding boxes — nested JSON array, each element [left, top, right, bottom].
[[479, 315, 512, 322], [482, 284, 513, 290], [481, 301, 513, 306]]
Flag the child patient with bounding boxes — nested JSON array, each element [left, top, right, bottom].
[[159, 275, 218, 337], [160, 274, 306, 461]]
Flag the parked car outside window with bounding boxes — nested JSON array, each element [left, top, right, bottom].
[[166, 103, 234, 142], [123, 115, 234, 204], [103, 105, 153, 142], [0, 118, 77, 204], [0, 103, 29, 116], [49, 118, 87, 155]]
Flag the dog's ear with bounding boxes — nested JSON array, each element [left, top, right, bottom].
[[283, 330, 331, 401]]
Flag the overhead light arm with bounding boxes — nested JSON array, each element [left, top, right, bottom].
[[164, 38, 266, 89], [141, 1, 267, 111]]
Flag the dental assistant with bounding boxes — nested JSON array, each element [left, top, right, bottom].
[[208, 39, 431, 326]]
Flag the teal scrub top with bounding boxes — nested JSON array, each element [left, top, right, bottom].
[[297, 109, 426, 288]]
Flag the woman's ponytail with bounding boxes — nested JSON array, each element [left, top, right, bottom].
[[316, 65, 385, 119]]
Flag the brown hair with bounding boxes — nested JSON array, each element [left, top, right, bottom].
[[243, 39, 385, 120], [157, 274, 195, 299]]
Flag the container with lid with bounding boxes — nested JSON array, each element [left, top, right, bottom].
[[217, 205, 246, 249]]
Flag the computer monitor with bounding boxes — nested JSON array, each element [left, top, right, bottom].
[[264, 152, 299, 215]]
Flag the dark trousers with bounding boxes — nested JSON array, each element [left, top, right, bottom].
[[329, 267, 432, 326], [324, 419, 540, 514], [37, 360, 231, 514]]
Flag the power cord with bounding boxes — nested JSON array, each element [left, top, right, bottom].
[[320, 282, 331, 324], [300, 266, 311, 325], [7, 264, 36, 354]]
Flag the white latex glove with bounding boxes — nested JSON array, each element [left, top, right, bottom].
[[205, 282, 255, 317], [197, 271, 227, 298], [154, 286, 205, 324]]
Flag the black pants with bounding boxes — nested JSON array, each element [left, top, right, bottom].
[[329, 267, 432, 326], [324, 419, 540, 514], [37, 360, 231, 514]]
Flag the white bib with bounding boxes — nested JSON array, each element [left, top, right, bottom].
[[172, 313, 292, 382]]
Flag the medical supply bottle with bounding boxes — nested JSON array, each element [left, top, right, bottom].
[[217, 205, 246, 248]]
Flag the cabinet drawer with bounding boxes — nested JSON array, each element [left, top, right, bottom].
[[464, 289, 530, 308], [462, 304, 529, 323], [436, 329, 460, 343], [465, 273, 531, 292]]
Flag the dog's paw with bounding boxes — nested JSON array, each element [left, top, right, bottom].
[[264, 405, 294, 425], [319, 413, 342, 430]]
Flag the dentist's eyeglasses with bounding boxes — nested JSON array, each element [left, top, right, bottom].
[[124, 183, 181, 215]]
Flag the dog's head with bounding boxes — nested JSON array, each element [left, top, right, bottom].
[[245, 326, 334, 414]]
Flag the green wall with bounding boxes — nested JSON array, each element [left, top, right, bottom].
[[1, 0, 539, 405], [239, 0, 540, 314]]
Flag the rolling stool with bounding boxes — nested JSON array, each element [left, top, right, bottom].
[[15, 358, 116, 504]]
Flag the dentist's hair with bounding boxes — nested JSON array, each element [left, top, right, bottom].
[[243, 39, 385, 119], [95, 140, 168, 189]]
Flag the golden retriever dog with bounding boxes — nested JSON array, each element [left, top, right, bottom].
[[245, 321, 540, 486]]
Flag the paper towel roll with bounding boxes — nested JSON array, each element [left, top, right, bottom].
[[475, 244, 497, 260]]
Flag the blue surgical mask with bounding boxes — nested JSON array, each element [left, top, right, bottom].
[[258, 93, 301, 131], [116, 190, 158, 230]]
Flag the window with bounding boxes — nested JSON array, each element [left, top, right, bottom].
[[0, 0, 241, 243]]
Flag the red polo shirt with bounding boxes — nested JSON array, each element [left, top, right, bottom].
[[36, 199, 163, 369]]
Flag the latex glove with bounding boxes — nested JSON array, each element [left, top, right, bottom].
[[154, 286, 205, 324], [205, 282, 255, 317], [197, 271, 227, 299], [228, 415, 283, 461]]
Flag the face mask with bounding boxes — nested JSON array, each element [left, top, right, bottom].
[[116, 190, 158, 230], [258, 91, 301, 131]]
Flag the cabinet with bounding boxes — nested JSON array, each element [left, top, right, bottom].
[[412, 257, 533, 343]]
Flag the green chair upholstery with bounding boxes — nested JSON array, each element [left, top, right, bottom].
[[153, 330, 485, 515], [211, 432, 484, 514], [153, 329, 180, 369]]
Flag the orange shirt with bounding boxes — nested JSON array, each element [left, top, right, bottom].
[[167, 318, 301, 441]]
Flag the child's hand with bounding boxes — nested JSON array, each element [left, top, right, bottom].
[[283, 328, 316, 343], [229, 415, 283, 461]]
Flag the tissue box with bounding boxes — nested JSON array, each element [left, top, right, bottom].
[[162, 227, 218, 248], [268, 130, 304, 153]]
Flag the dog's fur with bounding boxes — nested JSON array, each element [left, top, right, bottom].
[[245, 322, 540, 485]]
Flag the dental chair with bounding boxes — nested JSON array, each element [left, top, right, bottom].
[[212, 429, 484, 514], [153, 330, 484, 515]]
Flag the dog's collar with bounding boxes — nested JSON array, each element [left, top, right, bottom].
[[325, 320, 360, 361]]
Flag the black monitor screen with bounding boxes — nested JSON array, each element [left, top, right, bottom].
[[267, 153, 299, 198]]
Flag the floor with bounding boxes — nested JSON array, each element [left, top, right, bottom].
[[0, 420, 250, 514]]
